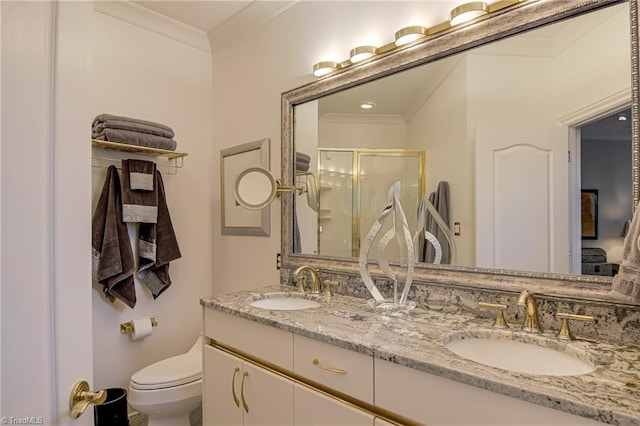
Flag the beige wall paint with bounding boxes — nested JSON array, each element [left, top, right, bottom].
[[91, 10, 213, 390], [209, 1, 458, 295]]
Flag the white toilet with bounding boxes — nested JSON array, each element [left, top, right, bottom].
[[128, 335, 203, 426]]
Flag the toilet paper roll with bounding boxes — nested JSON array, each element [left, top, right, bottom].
[[131, 318, 153, 341]]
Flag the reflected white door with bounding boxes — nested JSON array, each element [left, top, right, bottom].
[[475, 125, 570, 273], [1, 1, 93, 424]]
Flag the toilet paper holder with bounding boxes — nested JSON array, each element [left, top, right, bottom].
[[120, 317, 158, 334]]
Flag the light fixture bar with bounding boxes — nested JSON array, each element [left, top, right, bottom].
[[395, 26, 428, 46], [312, 61, 340, 77], [311, 0, 525, 78], [349, 45, 378, 63], [450, 2, 489, 26]]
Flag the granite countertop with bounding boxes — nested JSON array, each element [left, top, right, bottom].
[[201, 285, 640, 425]]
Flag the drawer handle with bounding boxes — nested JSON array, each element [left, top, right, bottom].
[[231, 367, 240, 407], [313, 358, 347, 374], [241, 371, 249, 413]]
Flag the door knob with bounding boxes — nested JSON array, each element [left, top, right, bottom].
[[69, 380, 107, 419]]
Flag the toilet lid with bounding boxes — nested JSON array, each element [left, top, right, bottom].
[[131, 351, 202, 390]]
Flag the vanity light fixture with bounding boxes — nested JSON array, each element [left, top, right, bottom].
[[311, 0, 525, 78], [350, 45, 378, 63], [394, 26, 428, 46], [360, 102, 376, 110], [313, 61, 340, 77], [450, 2, 489, 26]]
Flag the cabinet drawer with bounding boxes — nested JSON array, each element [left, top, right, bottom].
[[375, 358, 603, 425], [293, 334, 373, 404], [204, 308, 293, 370]]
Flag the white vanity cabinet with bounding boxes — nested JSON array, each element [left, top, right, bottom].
[[374, 358, 604, 426], [203, 308, 378, 426], [203, 345, 294, 426], [294, 384, 374, 425]]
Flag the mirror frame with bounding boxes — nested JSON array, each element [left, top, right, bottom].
[[281, 0, 640, 305]]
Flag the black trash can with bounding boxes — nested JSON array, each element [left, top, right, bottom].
[[94, 388, 129, 426]]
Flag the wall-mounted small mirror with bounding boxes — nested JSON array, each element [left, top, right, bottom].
[[234, 166, 284, 210]]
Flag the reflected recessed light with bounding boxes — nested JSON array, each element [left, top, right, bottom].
[[618, 113, 627, 121], [349, 46, 377, 63], [394, 26, 428, 46], [312, 61, 339, 77], [450, 2, 488, 26], [360, 102, 376, 110]]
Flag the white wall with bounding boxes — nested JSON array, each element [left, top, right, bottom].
[[91, 6, 213, 390], [209, 1, 462, 295]]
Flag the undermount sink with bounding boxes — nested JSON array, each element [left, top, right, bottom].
[[445, 331, 596, 376], [246, 292, 321, 311]]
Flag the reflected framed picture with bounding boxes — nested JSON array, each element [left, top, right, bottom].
[[220, 138, 270, 236], [581, 189, 598, 240]]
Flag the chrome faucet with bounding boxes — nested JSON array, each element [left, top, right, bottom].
[[517, 290, 541, 333], [293, 265, 321, 294]]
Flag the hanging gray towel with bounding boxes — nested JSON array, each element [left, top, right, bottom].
[[612, 205, 640, 302], [122, 159, 158, 223], [91, 165, 137, 308], [138, 170, 181, 298], [424, 181, 451, 264]]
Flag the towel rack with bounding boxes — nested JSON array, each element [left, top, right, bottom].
[[92, 140, 188, 175]]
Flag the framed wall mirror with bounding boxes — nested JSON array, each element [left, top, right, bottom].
[[281, 0, 640, 304]]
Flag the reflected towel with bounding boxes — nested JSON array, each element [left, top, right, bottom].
[[296, 160, 310, 172], [91, 166, 136, 308], [423, 181, 451, 264], [138, 170, 181, 298], [94, 128, 177, 151], [612, 206, 640, 302], [122, 159, 158, 223], [296, 152, 311, 163]]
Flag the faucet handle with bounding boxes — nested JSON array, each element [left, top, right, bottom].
[[323, 280, 339, 296], [478, 302, 509, 329], [556, 312, 594, 340], [296, 276, 307, 292]]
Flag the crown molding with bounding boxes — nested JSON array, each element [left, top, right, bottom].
[[208, 1, 299, 52], [94, 1, 210, 53]]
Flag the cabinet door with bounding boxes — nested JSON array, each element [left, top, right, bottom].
[[294, 383, 374, 425], [243, 362, 294, 426], [203, 346, 243, 426]]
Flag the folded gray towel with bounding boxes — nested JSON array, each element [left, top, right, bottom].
[[93, 119, 174, 139], [92, 113, 174, 134], [296, 152, 311, 163], [122, 159, 158, 223], [138, 170, 181, 298], [296, 160, 310, 172], [92, 165, 137, 308], [95, 128, 177, 151]]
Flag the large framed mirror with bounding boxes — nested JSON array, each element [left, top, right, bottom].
[[281, 0, 640, 304]]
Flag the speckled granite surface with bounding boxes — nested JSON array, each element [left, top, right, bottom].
[[202, 286, 640, 425]]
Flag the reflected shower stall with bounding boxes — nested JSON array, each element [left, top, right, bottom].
[[317, 148, 425, 259]]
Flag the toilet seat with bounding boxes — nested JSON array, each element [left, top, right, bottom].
[[131, 351, 202, 390]]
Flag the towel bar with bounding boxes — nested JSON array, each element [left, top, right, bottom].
[[120, 317, 158, 334]]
